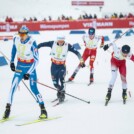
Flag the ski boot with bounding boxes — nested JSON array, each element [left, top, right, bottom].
[[88, 73, 94, 86], [68, 76, 74, 82], [105, 89, 112, 106], [57, 90, 65, 103], [3, 103, 11, 119], [39, 104, 48, 119], [90, 73, 94, 83], [68, 72, 77, 82], [122, 89, 127, 104]]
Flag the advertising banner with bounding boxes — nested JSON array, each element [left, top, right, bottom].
[[0, 18, 134, 32]]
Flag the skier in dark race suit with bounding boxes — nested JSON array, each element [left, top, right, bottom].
[[38, 36, 85, 102]]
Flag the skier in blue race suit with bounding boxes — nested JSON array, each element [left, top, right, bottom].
[[3, 25, 47, 119], [38, 36, 85, 102]]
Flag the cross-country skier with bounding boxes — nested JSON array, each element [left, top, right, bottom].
[[68, 27, 104, 84], [103, 43, 134, 104], [3, 25, 47, 119], [38, 36, 85, 102]]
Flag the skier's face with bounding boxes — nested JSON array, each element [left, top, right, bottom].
[[19, 33, 28, 41], [89, 34, 95, 39], [57, 40, 65, 45], [122, 52, 128, 57]]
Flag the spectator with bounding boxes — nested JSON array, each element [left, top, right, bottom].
[[104, 15, 109, 18], [89, 14, 93, 19], [84, 13, 88, 19], [43, 17, 47, 21], [5, 16, 9, 22], [69, 16, 73, 20], [5, 16, 13, 22], [23, 17, 27, 22], [9, 17, 13, 22], [57, 17, 61, 21], [48, 16, 52, 21], [78, 15, 83, 20], [29, 17, 33, 21], [114, 13, 118, 18], [61, 15, 66, 20], [128, 13, 133, 18], [119, 13, 124, 18], [33, 17, 37, 21], [94, 14, 97, 19]]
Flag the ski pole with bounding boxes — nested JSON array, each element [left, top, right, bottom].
[[128, 91, 131, 98], [105, 26, 134, 54], [0, 50, 22, 72], [0, 50, 37, 102], [113, 26, 134, 43], [32, 80, 90, 104], [21, 80, 37, 101]]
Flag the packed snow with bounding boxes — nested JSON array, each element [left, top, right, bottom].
[[0, 29, 134, 134]]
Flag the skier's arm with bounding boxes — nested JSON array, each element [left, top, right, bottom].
[[27, 41, 39, 74], [127, 52, 134, 62], [68, 44, 82, 59], [38, 41, 54, 49], [82, 35, 87, 46], [11, 37, 17, 63], [103, 42, 116, 51], [130, 54, 134, 61], [99, 36, 104, 48], [68, 44, 85, 67]]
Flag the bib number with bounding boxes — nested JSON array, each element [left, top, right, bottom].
[[56, 46, 63, 58], [87, 40, 94, 47], [18, 44, 26, 58]]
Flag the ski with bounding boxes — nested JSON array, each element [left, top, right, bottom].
[[105, 100, 109, 106], [66, 81, 88, 85], [66, 81, 94, 86], [65, 80, 73, 83], [123, 99, 126, 104], [16, 116, 62, 126], [0, 116, 15, 123], [105, 100, 127, 106], [87, 82, 93, 86], [53, 101, 63, 107], [52, 100, 67, 107], [51, 98, 59, 103]]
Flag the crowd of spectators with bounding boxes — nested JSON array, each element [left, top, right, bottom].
[[5, 16, 13, 22], [104, 12, 134, 19], [3, 12, 134, 23]]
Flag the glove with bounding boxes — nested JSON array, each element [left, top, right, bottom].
[[80, 59, 86, 68], [103, 44, 109, 51], [100, 43, 104, 48], [23, 73, 30, 80], [81, 63, 86, 68], [10, 63, 15, 72]]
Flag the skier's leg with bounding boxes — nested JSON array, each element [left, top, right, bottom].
[[29, 70, 47, 119], [89, 49, 97, 83], [3, 72, 23, 119], [119, 62, 127, 101], [69, 49, 88, 81]]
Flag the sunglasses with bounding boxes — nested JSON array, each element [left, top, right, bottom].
[[18, 32, 27, 37]]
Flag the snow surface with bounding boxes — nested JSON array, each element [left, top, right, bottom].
[[0, 29, 134, 134]]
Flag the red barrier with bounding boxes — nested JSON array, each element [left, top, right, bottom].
[[0, 36, 13, 40], [0, 18, 134, 32]]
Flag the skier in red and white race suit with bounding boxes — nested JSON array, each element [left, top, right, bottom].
[[103, 43, 134, 102], [68, 27, 104, 84]]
